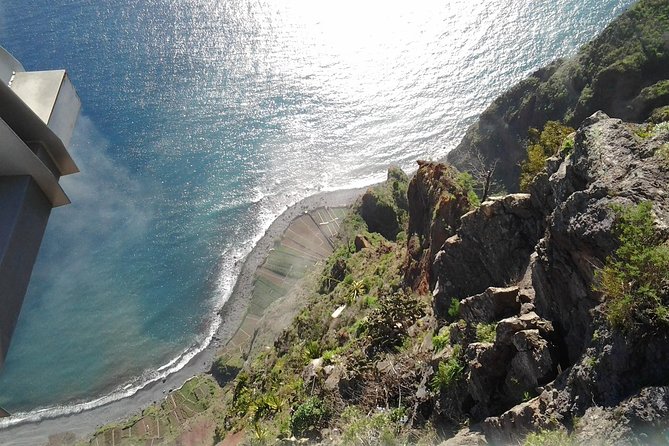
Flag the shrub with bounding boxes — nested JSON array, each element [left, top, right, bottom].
[[291, 397, 328, 437], [430, 347, 464, 392], [520, 121, 575, 191], [456, 171, 481, 207], [595, 202, 669, 330], [432, 331, 450, 351], [366, 292, 426, 353], [304, 340, 322, 360], [447, 298, 461, 319], [475, 323, 496, 343]]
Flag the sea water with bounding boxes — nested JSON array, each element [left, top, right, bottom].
[[0, 0, 634, 417]]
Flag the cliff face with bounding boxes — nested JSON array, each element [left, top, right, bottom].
[[447, 0, 669, 191], [426, 112, 669, 443], [404, 161, 474, 295], [206, 113, 669, 445]]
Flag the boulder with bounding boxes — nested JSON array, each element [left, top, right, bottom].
[[495, 312, 553, 347], [354, 234, 372, 251], [504, 330, 557, 401]]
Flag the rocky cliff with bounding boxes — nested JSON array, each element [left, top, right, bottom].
[[425, 112, 669, 444], [447, 0, 669, 191], [206, 111, 669, 446], [79, 3, 669, 444]]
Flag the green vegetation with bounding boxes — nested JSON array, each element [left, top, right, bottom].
[[523, 429, 574, 446], [216, 185, 432, 442], [358, 167, 410, 241], [291, 397, 329, 437], [432, 330, 451, 351], [650, 105, 669, 123], [475, 323, 497, 343], [340, 407, 408, 446], [447, 298, 461, 319], [520, 121, 575, 191], [456, 171, 481, 207], [430, 346, 464, 392], [595, 202, 669, 330]]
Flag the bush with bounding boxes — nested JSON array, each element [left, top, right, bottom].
[[432, 331, 450, 351], [456, 171, 481, 207], [291, 397, 328, 437], [520, 121, 574, 191], [366, 292, 426, 354], [447, 298, 461, 319], [476, 323, 496, 343], [430, 347, 464, 392], [595, 202, 669, 330]]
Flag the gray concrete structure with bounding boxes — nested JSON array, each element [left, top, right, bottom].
[[0, 46, 80, 374]]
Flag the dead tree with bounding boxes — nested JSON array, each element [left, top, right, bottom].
[[467, 151, 499, 202]]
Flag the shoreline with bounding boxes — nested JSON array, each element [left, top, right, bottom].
[[0, 186, 368, 446]]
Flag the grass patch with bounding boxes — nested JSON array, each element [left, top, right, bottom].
[[523, 429, 573, 446]]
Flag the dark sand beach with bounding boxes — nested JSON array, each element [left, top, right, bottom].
[[0, 186, 366, 446]]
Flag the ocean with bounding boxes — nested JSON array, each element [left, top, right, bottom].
[[0, 0, 634, 420]]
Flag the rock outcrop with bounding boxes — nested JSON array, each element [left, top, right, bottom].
[[530, 111, 669, 362], [428, 112, 669, 442], [432, 194, 543, 316], [404, 161, 474, 294], [358, 167, 410, 241]]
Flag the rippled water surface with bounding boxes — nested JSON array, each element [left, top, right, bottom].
[[0, 0, 634, 415]]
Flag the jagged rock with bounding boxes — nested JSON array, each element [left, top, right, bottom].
[[302, 358, 324, 381], [450, 320, 476, 346], [564, 323, 669, 409], [354, 234, 372, 251], [530, 113, 669, 362], [465, 343, 515, 419], [485, 385, 669, 445], [519, 302, 535, 315], [459, 286, 520, 324], [495, 312, 553, 347], [482, 392, 563, 444], [504, 330, 557, 401], [404, 161, 473, 294], [323, 365, 345, 391], [573, 386, 669, 445], [432, 194, 543, 318]]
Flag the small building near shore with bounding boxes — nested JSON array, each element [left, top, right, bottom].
[[0, 46, 80, 369]]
